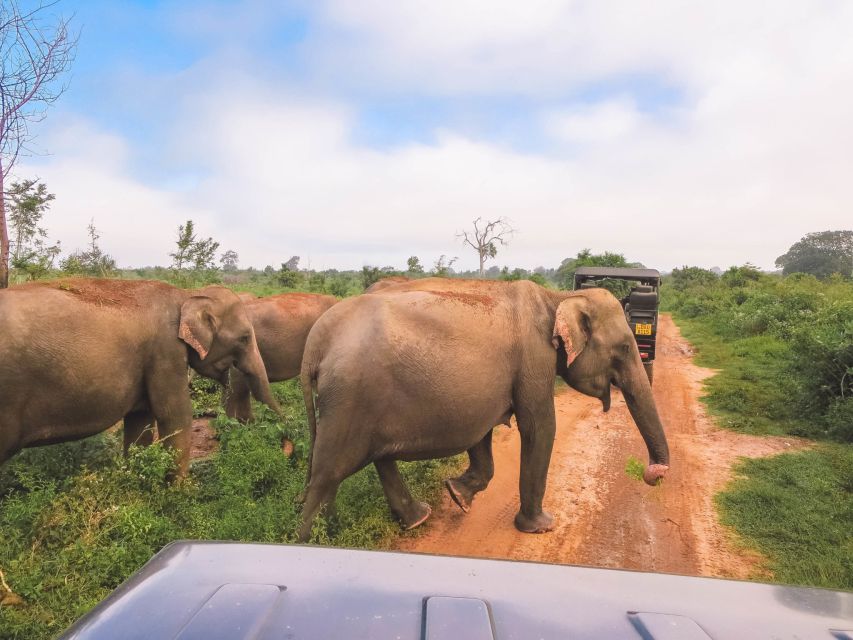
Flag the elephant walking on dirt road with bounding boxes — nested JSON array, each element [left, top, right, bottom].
[[0, 278, 279, 475], [297, 278, 670, 541], [224, 293, 337, 422]]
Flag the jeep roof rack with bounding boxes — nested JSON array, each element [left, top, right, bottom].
[[573, 267, 661, 282]]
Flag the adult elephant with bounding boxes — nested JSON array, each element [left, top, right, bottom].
[[364, 276, 410, 293], [297, 278, 669, 541], [225, 293, 337, 422], [0, 278, 279, 475]]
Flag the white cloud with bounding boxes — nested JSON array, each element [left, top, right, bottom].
[[13, 1, 853, 272], [546, 99, 643, 144], [18, 120, 212, 267]]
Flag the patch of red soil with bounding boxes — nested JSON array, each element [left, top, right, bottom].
[[189, 418, 219, 460]]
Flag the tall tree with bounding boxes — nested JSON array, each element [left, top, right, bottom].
[[431, 254, 457, 277], [458, 217, 515, 278], [406, 255, 424, 274], [0, 1, 76, 287], [170, 220, 196, 271], [775, 230, 853, 278], [169, 219, 220, 285], [220, 249, 239, 272], [7, 177, 54, 262]]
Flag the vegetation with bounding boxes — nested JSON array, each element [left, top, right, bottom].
[[664, 266, 852, 442], [0, 380, 460, 638], [556, 249, 644, 296], [60, 221, 117, 278], [457, 216, 515, 277], [775, 230, 852, 278], [6, 180, 61, 283], [0, 2, 77, 288], [716, 446, 852, 589], [664, 266, 852, 590], [169, 220, 220, 286]]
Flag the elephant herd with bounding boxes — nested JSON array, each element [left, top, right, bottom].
[[0, 276, 670, 541]]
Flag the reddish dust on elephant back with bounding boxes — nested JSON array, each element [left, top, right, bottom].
[[428, 290, 496, 309], [17, 277, 175, 307], [395, 314, 807, 581], [262, 293, 336, 311]]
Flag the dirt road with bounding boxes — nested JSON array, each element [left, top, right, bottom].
[[394, 314, 803, 579]]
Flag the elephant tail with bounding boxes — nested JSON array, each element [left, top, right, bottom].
[[300, 356, 319, 492]]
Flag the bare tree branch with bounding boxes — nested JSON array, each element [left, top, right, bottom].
[[0, 0, 77, 287]]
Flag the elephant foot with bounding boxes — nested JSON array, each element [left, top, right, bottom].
[[400, 502, 432, 531], [514, 510, 554, 534], [445, 478, 473, 513]]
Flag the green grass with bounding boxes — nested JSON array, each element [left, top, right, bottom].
[[624, 455, 645, 482], [716, 445, 853, 590], [667, 291, 853, 591], [0, 380, 461, 639], [674, 317, 803, 437]]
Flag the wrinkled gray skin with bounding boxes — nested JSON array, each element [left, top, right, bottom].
[[297, 278, 670, 541], [0, 278, 279, 476], [225, 293, 337, 422]]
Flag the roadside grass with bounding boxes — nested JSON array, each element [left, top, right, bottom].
[[673, 317, 801, 437], [716, 444, 853, 590], [663, 271, 853, 592], [0, 379, 461, 639]]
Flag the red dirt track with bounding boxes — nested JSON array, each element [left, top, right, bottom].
[[394, 314, 804, 579]]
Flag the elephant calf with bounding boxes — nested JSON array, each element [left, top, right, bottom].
[[297, 278, 670, 541], [224, 292, 337, 422], [0, 278, 279, 475]]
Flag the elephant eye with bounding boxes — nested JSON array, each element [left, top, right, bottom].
[[239, 333, 251, 345]]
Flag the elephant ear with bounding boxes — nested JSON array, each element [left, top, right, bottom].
[[179, 296, 219, 360], [552, 297, 589, 367]]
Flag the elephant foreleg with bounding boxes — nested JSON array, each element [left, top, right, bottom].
[[224, 367, 254, 423], [123, 411, 156, 454], [446, 430, 494, 513], [513, 402, 556, 534], [147, 371, 194, 478], [375, 459, 431, 530]]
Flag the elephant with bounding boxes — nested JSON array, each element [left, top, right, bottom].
[[224, 292, 338, 422], [0, 278, 279, 476], [364, 276, 411, 293], [297, 278, 670, 541]]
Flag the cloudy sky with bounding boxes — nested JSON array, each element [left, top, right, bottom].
[[14, 0, 853, 271]]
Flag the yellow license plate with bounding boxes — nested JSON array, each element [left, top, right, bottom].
[[635, 323, 652, 336]]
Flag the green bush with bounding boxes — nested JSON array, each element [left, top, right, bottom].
[[663, 268, 853, 441]]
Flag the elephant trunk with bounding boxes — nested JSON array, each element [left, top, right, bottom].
[[619, 360, 670, 486], [236, 339, 282, 416]]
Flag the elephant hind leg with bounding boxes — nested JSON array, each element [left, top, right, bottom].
[[296, 472, 343, 542], [375, 459, 431, 530], [446, 430, 495, 513], [123, 411, 156, 454]]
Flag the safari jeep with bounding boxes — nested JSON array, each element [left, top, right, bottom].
[[573, 267, 661, 384]]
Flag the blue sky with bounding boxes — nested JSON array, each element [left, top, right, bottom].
[[15, 0, 853, 270]]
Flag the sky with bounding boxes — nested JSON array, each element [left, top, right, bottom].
[[12, 0, 853, 272]]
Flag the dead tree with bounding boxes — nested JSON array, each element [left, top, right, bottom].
[[458, 217, 515, 278], [0, 1, 76, 288]]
